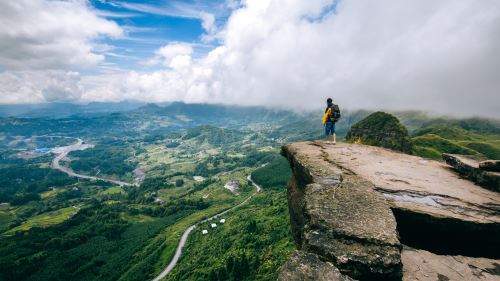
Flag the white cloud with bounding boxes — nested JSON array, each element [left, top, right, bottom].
[[117, 1, 221, 42], [117, 1, 202, 19], [0, 0, 123, 70], [84, 0, 499, 117], [0, 71, 83, 103], [1, 0, 500, 118], [146, 43, 194, 68], [157, 43, 193, 60], [200, 12, 218, 41], [42, 71, 83, 102], [0, 71, 45, 104]]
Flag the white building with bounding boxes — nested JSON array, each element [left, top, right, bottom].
[[211, 223, 217, 228], [193, 176, 205, 182], [202, 230, 208, 235], [220, 219, 226, 224], [154, 198, 165, 204]]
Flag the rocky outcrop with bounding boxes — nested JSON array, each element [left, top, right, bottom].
[[281, 142, 403, 280], [443, 153, 500, 192], [279, 141, 500, 281], [345, 112, 412, 154], [402, 247, 500, 281], [277, 251, 354, 281], [480, 160, 500, 172]]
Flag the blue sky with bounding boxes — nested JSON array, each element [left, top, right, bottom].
[[89, 0, 232, 71]]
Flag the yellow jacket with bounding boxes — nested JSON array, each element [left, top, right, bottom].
[[322, 108, 331, 125]]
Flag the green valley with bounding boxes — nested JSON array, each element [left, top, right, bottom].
[[0, 103, 498, 281]]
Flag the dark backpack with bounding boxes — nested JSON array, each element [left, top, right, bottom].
[[329, 104, 341, 122]]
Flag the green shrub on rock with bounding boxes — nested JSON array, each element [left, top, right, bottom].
[[346, 111, 413, 154]]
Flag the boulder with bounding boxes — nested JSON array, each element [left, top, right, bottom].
[[480, 160, 500, 172], [277, 251, 355, 281], [345, 112, 413, 154], [402, 247, 500, 281], [443, 153, 500, 192]]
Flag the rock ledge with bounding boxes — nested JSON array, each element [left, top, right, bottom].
[[279, 141, 500, 281], [280, 142, 402, 280], [443, 153, 500, 192]]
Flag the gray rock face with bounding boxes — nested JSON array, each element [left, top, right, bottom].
[[443, 153, 500, 192], [279, 141, 500, 281], [402, 247, 500, 281], [280, 142, 403, 280], [277, 251, 355, 281], [321, 143, 499, 258]]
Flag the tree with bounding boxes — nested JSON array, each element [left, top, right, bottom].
[[246, 220, 257, 233], [175, 179, 184, 187], [209, 270, 217, 281]]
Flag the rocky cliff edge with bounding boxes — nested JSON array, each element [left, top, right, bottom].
[[279, 141, 500, 281]]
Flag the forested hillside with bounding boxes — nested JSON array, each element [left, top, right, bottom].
[[410, 119, 500, 160], [0, 103, 498, 281]]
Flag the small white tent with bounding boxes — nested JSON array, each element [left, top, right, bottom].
[[220, 219, 226, 224], [202, 230, 208, 235], [211, 223, 217, 228]]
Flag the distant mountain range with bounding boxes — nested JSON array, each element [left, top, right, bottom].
[[0, 101, 146, 118], [1, 102, 498, 154]]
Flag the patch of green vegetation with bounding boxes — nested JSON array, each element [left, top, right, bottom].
[[461, 142, 500, 159], [412, 134, 480, 158], [182, 126, 245, 145], [410, 127, 500, 160], [438, 118, 500, 135], [0, 165, 76, 204], [0, 202, 197, 281], [346, 112, 413, 153], [409, 118, 500, 160], [121, 213, 155, 223], [413, 125, 480, 141], [0, 206, 13, 233], [251, 156, 291, 189], [40, 188, 63, 199], [412, 146, 442, 160], [4, 206, 79, 235], [69, 139, 137, 180], [101, 186, 125, 195], [165, 189, 294, 281]]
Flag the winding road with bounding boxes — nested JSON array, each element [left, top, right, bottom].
[[50, 138, 135, 187], [50, 137, 262, 280], [151, 175, 262, 281]]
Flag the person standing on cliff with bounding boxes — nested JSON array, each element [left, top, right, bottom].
[[322, 98, 341, 144]]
